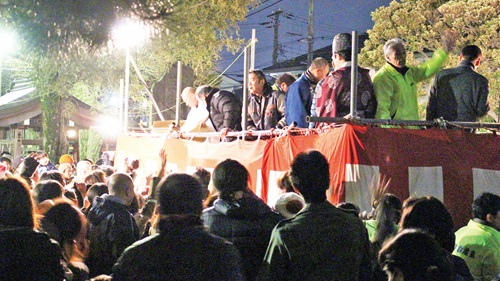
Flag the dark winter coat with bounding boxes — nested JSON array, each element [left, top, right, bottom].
[[202, 192, 282, 281], [426, 60, 489, 122], [87, 195, 140, 277], [0, 226, 65, 280], [112, 221, 245, 281], [206, 88, 242, 132], [258, 201, 372, 281]]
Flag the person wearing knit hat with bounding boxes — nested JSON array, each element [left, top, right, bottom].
[[112, 173, 245, 281], [310, 32, 377, 129], [59, 154, 74, 165], [202, 159, 281, 281]]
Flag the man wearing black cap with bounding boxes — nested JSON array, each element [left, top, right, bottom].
[[202, 159, 281, 281], [112, 173, 244, 281], [258, 150, 371, 281], [310, 33, 376, 128]]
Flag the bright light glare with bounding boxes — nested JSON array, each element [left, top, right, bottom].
[[0, 30, 16, 54], [66, 129, 77, 139], [94, 117, 122, 138], [112, 20, 148, 49]]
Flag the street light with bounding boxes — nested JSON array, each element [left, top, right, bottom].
[[112, 20, 148, 133], [0, 30, 16, 95]]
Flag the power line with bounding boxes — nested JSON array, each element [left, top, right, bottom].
[[246, 0, 284, 18]]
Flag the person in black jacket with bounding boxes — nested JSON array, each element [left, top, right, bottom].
[[202, 159, 281, 281], [87, 173, 140, 277], [112, 173, 244, 281], [195, 85, 242, 137], [0, 176, 65, 280], [426, 45, 490, 124]]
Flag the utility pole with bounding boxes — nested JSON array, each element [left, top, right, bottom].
[[307, 0, 314, 65], [270, 9, 283, 65]]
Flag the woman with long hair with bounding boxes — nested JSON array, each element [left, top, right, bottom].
[[0, 176, 65, 280]]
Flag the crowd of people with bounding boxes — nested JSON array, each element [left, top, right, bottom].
[[0, 147, 499, 281], [179, 31, 489, 138], [0, 30, 496, 281]]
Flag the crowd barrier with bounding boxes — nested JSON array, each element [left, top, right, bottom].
[[115, 124, 500, 229]]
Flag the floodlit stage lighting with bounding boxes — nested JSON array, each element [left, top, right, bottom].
[[0, 30, 16, 54], [112, 19, 148, 49]]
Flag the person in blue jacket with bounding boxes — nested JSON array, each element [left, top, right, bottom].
[[285, 57, 329, 128]]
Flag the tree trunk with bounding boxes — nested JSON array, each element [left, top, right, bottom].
[[41, 93, 69, 164]]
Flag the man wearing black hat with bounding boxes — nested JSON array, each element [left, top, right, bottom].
[[310, 33, 377, 128], [202, 159, 281, 281], [112, 173, 244, 281]]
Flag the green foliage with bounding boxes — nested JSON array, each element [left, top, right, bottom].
[[78, 129, 103, 162], [360, 0, 500, 121], [1, 0, 255, 158]]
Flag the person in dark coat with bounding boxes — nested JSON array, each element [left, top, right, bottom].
[[112, 173, 244, 281], [426, 45, 489, 123], [399, 196, 473, 281], [87, 173, 140, 277], [202, 159, 281, 281], [195, 85, 242, 137], [379, 229, 454, 281], [257, 150, 371, 281], [0, 176, 65, 280]]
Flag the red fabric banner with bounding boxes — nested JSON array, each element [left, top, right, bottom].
[[260, 124, 500, 228]]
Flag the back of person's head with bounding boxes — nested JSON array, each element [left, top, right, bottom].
[[39, 170, 65, 187], [276, 73, 296, 87], [41, 200, 84, 246], [472, 192, 500, 221], [383, 38, 405, 56], [400, 196, 455, 252], [20, 156, 39, 179], [461, 45, 482, 62], [309, 57, 329, 70], [212, 159, 249, 201], [84, 170, 105, 186], [159, 173, 204, 216], [373, 193, 402, 244], [290, 150, 329, 203], [99, 165, 116, 178], [379, 228, 453, 281], [195, 85, 213, 97], [332, 33, 352, 61], [277, 171, 294, 193], [193, 166, 211, 199], [107, 173, 134, 202], [0, 176, 36, 228], [32, 179, 64, 205], [86, 183, 109, 207], [336, 202, 361, 217]]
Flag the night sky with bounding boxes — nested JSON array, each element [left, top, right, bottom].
[[217, 0, 392, 78]]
